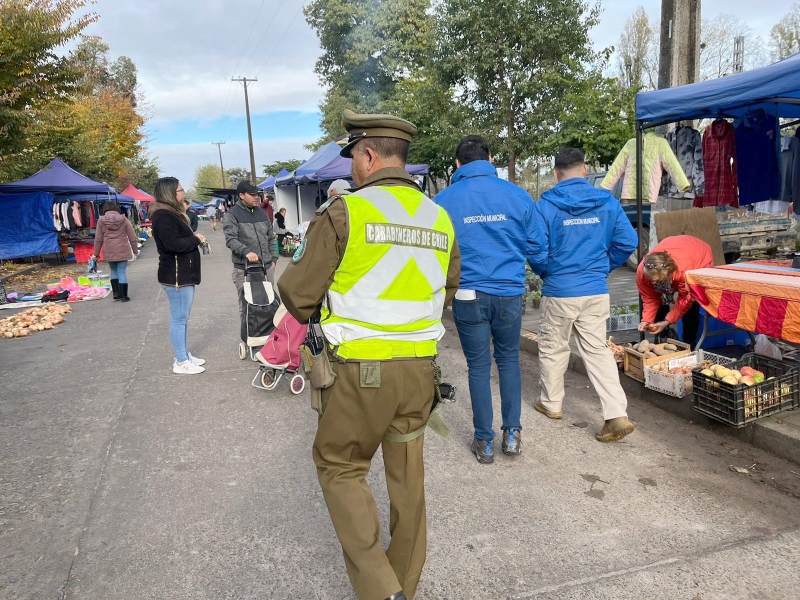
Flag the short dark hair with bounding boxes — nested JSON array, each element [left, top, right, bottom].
[[456, 135, 490, 165], [357, 137, 410, 162], [554, 148, 585, 173], [101, 201, 119, 215]]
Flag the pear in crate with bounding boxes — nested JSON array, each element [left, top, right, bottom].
[[729, 370, 742, 381], [700, 369, 715, 377], [715, 367, 732, 379], [721, 375, 739, 385]]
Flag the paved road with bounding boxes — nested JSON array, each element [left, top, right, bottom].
[[3, 220, 800, 600]]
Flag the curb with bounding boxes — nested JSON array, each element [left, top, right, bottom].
[[444, 309, 800, 467], [0, 264, 43, 285]]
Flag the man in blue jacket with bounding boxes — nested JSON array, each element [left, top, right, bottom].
[[529, 148, 638, 443], [436, 135, 541, 464]]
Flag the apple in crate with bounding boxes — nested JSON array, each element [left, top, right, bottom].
[[740, 366, 755, 377], [752, 371, 765, 384], [740, 375, 755, 386]]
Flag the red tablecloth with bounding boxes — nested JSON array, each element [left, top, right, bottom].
[[686, 263, 800, 343]]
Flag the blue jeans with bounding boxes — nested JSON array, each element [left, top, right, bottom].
[[108, 260, 128, 284], [163, 285, 195, 363], [452, 292, 523, 441]]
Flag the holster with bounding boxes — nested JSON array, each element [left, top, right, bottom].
[[300, 344, 337, 416]]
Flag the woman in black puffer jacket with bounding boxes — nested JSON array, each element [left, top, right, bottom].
[[150, 177, 207, 375]]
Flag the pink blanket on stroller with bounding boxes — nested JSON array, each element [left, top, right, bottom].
[[256, 305, 308, 370]]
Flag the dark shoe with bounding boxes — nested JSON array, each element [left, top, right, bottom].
[[502, 428, 521, 455], [596, 417, 635, 443], [471, 439, 494, 464], [534, 400, 563, 420], [386, 593, 407, 600], [110, 279, 120, 300], [119, 283, 130, 302]]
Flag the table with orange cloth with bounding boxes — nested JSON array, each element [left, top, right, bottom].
[[685, 261, 800, 343]]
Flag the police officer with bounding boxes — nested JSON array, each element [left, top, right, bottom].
[[278, 110, 461, 600]]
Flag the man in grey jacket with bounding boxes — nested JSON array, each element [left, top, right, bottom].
[[223, 180, 279, 325]]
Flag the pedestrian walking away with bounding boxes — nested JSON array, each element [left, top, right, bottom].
[[637, 235, 714, 348], [529, 148, 638, 442], [150, 177, 207, 375], [435, 135, 541, 464], [223, 180, 279, 339], [92, 201, 139, 302], [206, 203, 218, 231], [278, 109, 460, 600]]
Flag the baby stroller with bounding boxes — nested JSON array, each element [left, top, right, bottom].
[[238, 262, 280, 361], [252, 304, 309, 394]]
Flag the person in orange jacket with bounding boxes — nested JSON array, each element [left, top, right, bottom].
[[637, 235, 714, 347]]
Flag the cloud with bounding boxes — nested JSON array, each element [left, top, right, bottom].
[[151, 137, 318, 189]]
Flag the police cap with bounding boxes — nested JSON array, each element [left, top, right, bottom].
[[339, 109, 417, 158]]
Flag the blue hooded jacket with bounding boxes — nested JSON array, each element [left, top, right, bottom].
[[435, 160, 541, 296], [529, 177, 637, 298]]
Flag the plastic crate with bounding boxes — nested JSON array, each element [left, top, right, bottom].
[[676, 307, 751, 349], [73, 243, 102, 263], [692, 353, 800, 427], [645, 351, 733, 398], [607, 313, 640, 332]]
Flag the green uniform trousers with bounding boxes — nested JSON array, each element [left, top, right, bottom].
[[313, 358, 435, 600]]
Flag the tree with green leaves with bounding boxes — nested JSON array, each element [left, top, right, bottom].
[[262, 159, 303, 177], [771, 3, 800, 61], [553, 75, 636, 168], [115, 154, 160, 194], [304, 0, 433, 142], [190, 164, 227, 199], [435, 0, 601, 183], [0, 0, 97, 177], [225, 167, 252, 186]]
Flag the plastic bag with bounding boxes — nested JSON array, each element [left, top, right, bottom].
[[754, 334, 782, 360]]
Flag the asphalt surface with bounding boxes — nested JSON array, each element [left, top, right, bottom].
[[3, 220, 800, 600]]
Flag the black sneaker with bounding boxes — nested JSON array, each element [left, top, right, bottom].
[[471, 439, 494, 464], [502, 428, 521, 455]]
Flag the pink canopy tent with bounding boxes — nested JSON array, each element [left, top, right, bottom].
[[120, 184, 155, 202]]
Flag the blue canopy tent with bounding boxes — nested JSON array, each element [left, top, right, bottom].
[[0, 193, 59, 259], [630, 53, 800, 334], [0, 158, 114, 194]]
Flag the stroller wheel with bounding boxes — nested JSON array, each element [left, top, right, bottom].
[[261, 368, 280, 391], [238, 342, 247, 360], [290, 374, 306, 395]]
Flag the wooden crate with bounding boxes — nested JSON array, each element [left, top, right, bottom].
[[623, 338, 691, 383]]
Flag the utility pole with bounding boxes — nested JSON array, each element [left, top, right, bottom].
[[232, 77, 258, 184], [212, 141, 226, 187]]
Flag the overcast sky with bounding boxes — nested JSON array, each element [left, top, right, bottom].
[[78, 0, 790, 187]]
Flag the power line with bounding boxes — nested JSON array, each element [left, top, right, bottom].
[[241, 0, 291, 74], [254, 6, 305, 79]]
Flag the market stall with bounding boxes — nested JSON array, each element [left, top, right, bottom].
[[0, 159, 142, 262], [625, 53, 800, 424]]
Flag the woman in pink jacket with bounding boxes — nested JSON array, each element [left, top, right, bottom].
[[93, 202, 139, 302]]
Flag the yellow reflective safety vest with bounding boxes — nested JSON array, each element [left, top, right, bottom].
[[320, 184, 455, 361]]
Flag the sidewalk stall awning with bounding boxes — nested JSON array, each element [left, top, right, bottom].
[[0, 158, 114, 194], [0, 193, 59, 259]]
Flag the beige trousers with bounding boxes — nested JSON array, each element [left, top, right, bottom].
[[538, 294, 628, 421]]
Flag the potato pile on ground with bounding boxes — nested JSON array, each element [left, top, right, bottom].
[[633, 339, 679, 359], [0, 304, 71, 339]]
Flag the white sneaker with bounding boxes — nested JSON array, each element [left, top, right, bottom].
[[188, 352, 206, 366], [173, 359, 205, 375]]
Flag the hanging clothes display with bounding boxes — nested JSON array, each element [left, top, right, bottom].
[[661, 125, 704, 201], [602, 133, 690, 203], [734, 110, 781, 205], [701, 119, 738, 208]]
